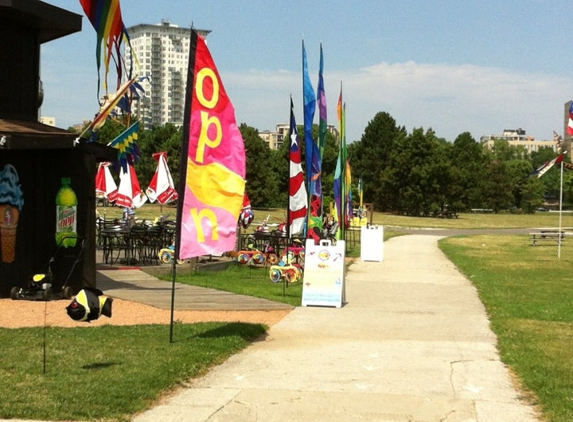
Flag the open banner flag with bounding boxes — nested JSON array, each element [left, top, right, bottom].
[[176, 30, 246, 259]]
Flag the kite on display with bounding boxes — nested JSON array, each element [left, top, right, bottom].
[[108, 121, 141, 173], [78, 0, 145, 143], [66, 288, 113, 323], [529, 155, 563, 178], [79, 0, 134, 98]]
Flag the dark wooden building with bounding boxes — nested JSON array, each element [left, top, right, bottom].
[[0, 0, 116, 297]]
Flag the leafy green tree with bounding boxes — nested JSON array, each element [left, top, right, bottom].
[[385, 128, 454, 216], [347, 112, 406, 211], [449, 132, 489, 210], [491, 139, 528, 161], [506, 159, 539, 212], [240, 124, 278, 207], [482, 158, 514, 212]]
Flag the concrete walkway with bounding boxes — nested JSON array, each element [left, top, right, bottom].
[[96, 268, 292, 311], [130, 235, 540, 422]]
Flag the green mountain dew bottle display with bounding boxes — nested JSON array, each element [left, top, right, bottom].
[[55, 177, 77, 248]]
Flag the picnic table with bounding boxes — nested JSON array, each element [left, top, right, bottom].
[[529, 229, 568, 246]]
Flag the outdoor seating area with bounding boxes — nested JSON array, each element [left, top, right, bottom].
[[97, 218, 176, 266]]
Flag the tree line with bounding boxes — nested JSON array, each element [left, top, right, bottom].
[[84, 110, 571, 215]]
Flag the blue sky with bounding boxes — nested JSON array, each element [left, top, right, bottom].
[[41, 0, 573, 143]]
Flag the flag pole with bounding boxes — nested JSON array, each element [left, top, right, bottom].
[[558, 159, 564, 259], [287, 96, 292, 241], [169, 248, 177, 343], [171, 27, 197, 343]]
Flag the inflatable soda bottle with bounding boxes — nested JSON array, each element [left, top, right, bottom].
[[55, 177, 77, 247]]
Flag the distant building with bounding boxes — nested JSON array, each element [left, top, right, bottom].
[[480, 128, 555, 154], [39, 116, 55, 127], [260, 123, 339, 150], [259, 124, 288, 150], [126, 20, 211, 130]]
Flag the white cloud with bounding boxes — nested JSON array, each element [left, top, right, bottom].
[[226, 62, 573, 143], [42, 59, 573, 144]]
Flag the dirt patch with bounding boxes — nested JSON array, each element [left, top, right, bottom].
[[0, 298, 291, 329]]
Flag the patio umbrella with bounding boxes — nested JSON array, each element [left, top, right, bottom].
[[95, 162, 118, 200], [114, 163, 148, 208], [146, 152, 178, 204]]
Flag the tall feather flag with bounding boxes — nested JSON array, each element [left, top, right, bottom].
[[358, 176, 363, 209], [302, 40, 315, 190], [302, 40, 323, 242], [333, 84, 348, 240], [79, 0, 134, 96], [313, 42, 326, 225], [317, 43, 327, 159], [345, 159, 353, 228], [567, 102, 573, 136], [176, 30, 246, 260], [108, 120, 140, 173], [288, 97, 308, 236]]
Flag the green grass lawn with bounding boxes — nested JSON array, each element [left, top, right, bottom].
[[0, 322, 266, 421], [440, 235, 573, 422], [100, 202, 572, 231]]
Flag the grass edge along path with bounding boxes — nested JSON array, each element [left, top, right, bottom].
[[439, 234, 573, 422], [0, 322, 266, 422]]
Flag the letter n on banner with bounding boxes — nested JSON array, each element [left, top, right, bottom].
[[176, 30, 246, 259]]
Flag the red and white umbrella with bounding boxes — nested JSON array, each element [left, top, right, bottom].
[[114, 163, 148, 209], [146, 152, 178, 204], [95, 162, 118, 199]]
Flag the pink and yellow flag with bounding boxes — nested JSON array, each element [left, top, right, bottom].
[[176, 30, 246, 259]]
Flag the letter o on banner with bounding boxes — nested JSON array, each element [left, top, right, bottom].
[[195, 68, 219, 109]]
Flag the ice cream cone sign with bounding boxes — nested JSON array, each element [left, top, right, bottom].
[[0, 165, 24, 263], [146, 152, 178, 205]]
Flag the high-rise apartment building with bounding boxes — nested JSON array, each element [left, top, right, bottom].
[[126, 20, 210, 129]]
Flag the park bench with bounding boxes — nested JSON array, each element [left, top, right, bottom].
[[530, 231, 566, 246], [471, 208, 493, 213]]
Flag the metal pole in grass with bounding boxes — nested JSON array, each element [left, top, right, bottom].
[[43, 300, 48, 374], [558, 160, 564, 259], [169, 254, 177, 343]]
